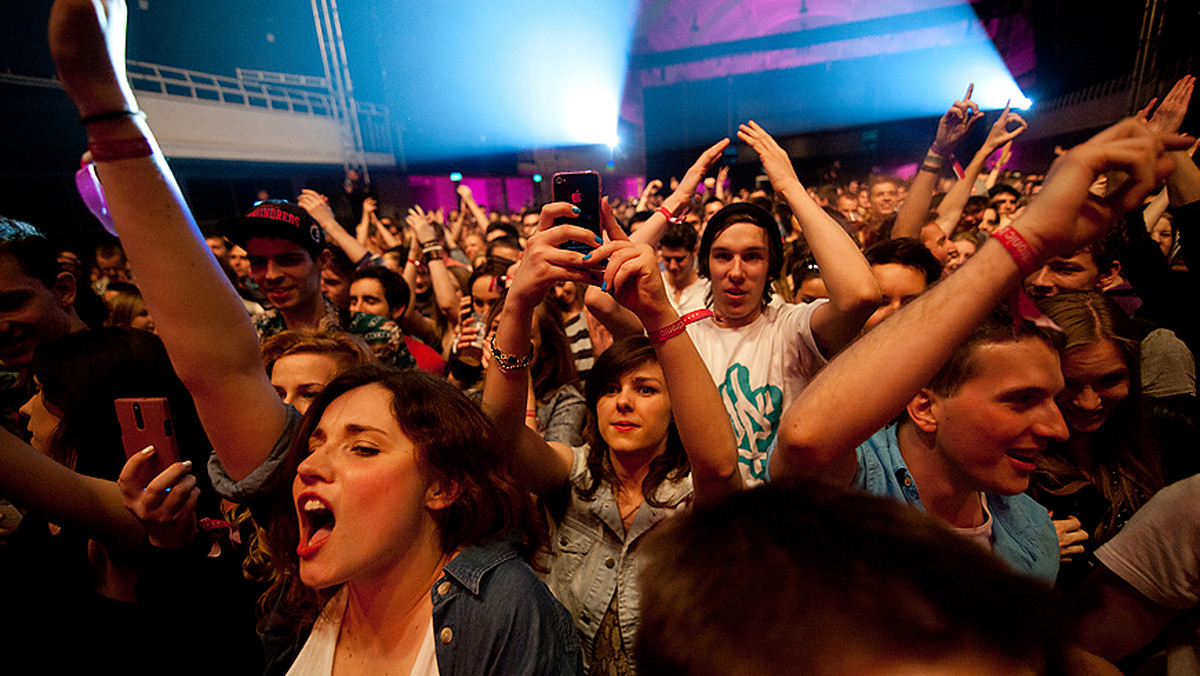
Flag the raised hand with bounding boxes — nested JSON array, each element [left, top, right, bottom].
[[117, 445, 200, 549], [931, 84, 985, 156], [50, 0, 137, 118], [673, 138, 730, 203], [1146, 74, 1195, 135], [297, 188, 336, 223], [406, 206, 438, 242], [456, 184, 473, 200], [1016, 118, 1191, 258], [995, 141, 1014, 170], [590, 199, 674, 329], [738, 120, 802, 196], [505, 203, 604, 310], [983, 102, 1028, 152]]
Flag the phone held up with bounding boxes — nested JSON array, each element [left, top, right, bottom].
[[551, 170, 602, 255], [115, 397, 182, 477]]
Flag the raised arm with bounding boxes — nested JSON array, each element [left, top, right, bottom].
[[457, 184, 490, 233], [482, 203, 597, 494], [771, 119, 1191, 483], [893, 85, 985, 240], [407, 206, 461, 323], [49, 0, 288, 481], [737, 121, 879, 356], [298, 188, 370, 264], [634, 179, 662, 212], [936, 105, 1028, 235], [631, 138, 729, 247], [593, 200, 741, 502]]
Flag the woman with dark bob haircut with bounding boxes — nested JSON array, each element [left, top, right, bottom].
[[484, 198, 741, 673], [44, 6, 581, 673]]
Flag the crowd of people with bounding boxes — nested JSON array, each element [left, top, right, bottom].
[[1, 1, 1198, 674]]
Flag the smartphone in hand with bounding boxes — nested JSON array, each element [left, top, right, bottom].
[[115, 397, 181, 477], [551, 171, 602, 254]]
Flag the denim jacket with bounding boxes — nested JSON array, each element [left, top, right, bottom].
[[547, 446, 693, 671], [854, 424, 1060, 583], [209, 409, 582, 675]]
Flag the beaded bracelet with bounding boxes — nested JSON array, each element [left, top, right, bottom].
[[646, 309, 713, 345], [489, 332, 534, 371]]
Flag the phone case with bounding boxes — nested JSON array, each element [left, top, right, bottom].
[[114, 397, 181, 475], [551, 170, 602, 254]]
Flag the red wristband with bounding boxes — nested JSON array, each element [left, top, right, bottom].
[[646, 309, 713, 344], [992, 226, 1039, 277], [88, 137, 154, 162], [656, 206, 681, 224]]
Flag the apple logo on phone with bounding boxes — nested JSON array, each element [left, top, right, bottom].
[[571, 190, 582, 204]]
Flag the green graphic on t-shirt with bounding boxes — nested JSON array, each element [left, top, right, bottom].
[[718, 363, 783, 479]]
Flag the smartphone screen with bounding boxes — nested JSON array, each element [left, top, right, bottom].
[[551, 171, 602, 254]]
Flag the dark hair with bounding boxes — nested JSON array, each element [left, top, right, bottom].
[[485, 236, 522, 263], [350, 266, 411, 317], [0, 217, 58, 289], [485, 222, 520, 241], [864, 237, 943, 286], [789, 254, 821, 292], [988, 183, 1021, 201], [467, 258, 511, 300], [697, 203, 784, 291], [32, 328, 210, 485], [324, 247, 355, 278], [531, 302, 580, 403], [636, 480, 1069, 675], [925, 305, 1064, 398], [262, 366, 539, 629], [577, 337, 688, 507], [1031, 293, 1161, 545], [660, 222, 697, 252]]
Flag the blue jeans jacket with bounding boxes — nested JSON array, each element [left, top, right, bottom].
[[853, 424, 1060, 583], [210, 408, 582, 675], [547, 445, 693, 671]]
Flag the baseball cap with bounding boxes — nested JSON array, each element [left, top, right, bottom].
[[220, 200, 325, 258]]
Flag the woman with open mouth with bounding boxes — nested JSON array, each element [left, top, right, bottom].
[[1028, 292, 1165, 591], [483, 198, 742, 674], [46, 2, 582, 673]]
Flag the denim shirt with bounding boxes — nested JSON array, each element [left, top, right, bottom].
[[854, 424, 1060, 583], [209, 409, 583, 675], [547, 445, 693, 671]]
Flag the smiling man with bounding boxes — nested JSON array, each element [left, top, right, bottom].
[[772, 118, 1189, 581], [222, 201, 414, 369]]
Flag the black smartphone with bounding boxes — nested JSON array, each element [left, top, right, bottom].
[[551, 171, 602, 254]]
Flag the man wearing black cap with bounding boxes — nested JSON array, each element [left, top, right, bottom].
[[685, 123, 879, 484], [223, 200, 414, 369]]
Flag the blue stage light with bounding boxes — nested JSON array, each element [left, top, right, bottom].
[[532, 174, 543, 183], [449, 172, 463, 182], [380, 0, 636, 162]]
